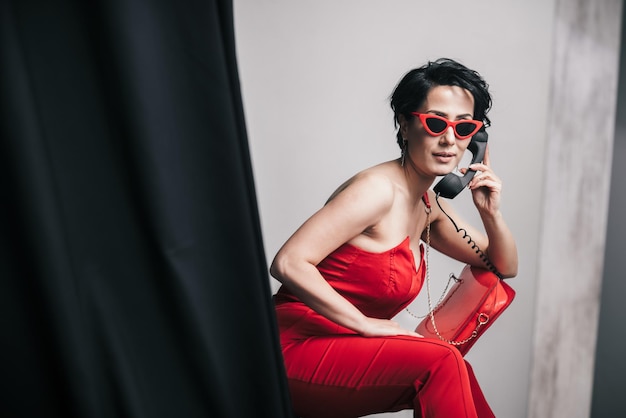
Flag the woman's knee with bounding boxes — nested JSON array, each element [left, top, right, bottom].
[[422, 339, 465, 362], [416, 340, 468, 380]]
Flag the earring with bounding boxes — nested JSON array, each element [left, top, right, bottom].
[[401, 139, 407, 167]]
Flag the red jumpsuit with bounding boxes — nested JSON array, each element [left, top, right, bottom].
[[274, 236, 495, 418]]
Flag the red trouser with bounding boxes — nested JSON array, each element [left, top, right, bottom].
[[282, 334, 495, 418]]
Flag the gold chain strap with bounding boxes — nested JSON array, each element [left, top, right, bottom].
[[405, 200, 451, 319], [406, 198, 486, 347]]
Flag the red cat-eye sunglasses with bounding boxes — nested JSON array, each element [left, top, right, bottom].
[[411, 112, 483, 140]]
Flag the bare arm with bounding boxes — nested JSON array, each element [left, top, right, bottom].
[[270, 173, 421, 337]]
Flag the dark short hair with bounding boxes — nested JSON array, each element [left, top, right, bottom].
[[390, 58, 492, 148]]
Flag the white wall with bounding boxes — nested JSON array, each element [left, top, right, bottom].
[[234, 1, 555, 417]]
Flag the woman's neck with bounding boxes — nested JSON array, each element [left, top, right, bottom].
[[400, 157, 435, 203]]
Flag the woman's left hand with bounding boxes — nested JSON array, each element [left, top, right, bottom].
[[461, 145, 502, 216]]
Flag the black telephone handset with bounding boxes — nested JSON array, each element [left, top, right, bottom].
[[433, 128, 488, 199]]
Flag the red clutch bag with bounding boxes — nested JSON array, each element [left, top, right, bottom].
[[415, 264, 515, 356]]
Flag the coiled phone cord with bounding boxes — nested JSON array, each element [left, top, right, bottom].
[[434, 193, 503, 279], [405, 192, 505, 320]]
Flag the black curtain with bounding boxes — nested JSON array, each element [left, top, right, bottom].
[[0, 0, 292, 417]]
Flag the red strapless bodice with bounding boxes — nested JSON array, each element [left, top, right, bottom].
[[274, 237, 425, 328]]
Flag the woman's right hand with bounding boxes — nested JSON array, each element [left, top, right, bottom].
[[359, 317, 423, 338]]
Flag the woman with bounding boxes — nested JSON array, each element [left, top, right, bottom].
[[271, 58, 518, 418]]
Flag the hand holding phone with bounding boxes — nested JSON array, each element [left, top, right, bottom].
[[433, 129, 488, 199]]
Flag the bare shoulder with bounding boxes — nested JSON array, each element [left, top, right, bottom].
[[326, 162, 398, 206]]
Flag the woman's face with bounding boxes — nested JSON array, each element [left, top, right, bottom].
[[401, 85, 476, 178]]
